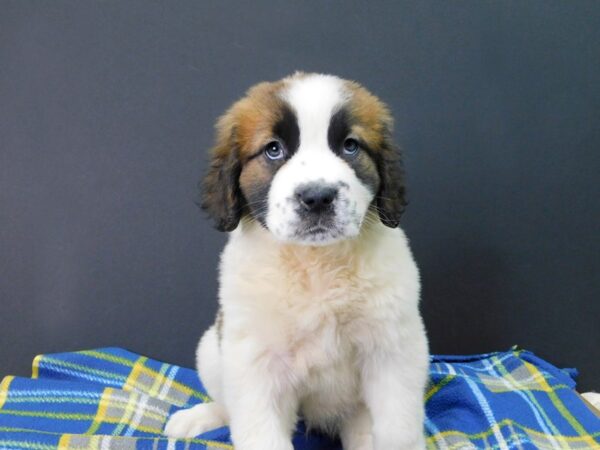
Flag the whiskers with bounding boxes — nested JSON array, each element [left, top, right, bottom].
[[366, 203, 396, 227]]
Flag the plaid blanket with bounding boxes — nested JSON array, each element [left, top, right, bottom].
[[0, 347, 598, 449]]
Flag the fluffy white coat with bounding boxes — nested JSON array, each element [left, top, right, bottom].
[[166, 218, 429, 450]]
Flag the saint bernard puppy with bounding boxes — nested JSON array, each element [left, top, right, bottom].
[[164, 73, 429, 450]]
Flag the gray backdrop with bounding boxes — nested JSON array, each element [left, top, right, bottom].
[[1, 1, 599, 391]]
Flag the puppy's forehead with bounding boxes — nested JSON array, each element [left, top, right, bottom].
[[229, 74, 390, 157], [281, 74, 349, 143]]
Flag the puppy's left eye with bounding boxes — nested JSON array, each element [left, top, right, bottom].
[[343, 138, 360, 156], [264, 141, 286, 160]]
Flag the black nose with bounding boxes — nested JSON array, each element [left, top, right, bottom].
[[295, 184, 338, 213]]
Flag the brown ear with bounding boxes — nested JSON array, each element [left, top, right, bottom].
[[376, 134, 408, 228], [201, 112, 243, 232]]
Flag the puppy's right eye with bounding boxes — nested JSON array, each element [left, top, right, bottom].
[[264, 141, 285, 160]]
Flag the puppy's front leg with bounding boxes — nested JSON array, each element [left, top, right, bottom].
[[223, 342, 297, 450], [362, 346, 428, 450]]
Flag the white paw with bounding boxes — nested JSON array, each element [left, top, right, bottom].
[[343, 434, 373, 450], [233, 439, 294, 450], [582, 392, 600, 411], [164, 402, 227, 439], [373, 433, 426, 450]]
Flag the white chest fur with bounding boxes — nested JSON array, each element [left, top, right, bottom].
[[218, 220, 422, 430]]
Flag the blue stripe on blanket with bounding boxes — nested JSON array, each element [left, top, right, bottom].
[[0, 347, 598, 449]]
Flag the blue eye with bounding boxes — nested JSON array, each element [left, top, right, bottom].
[[343, 138, 360, 155], [264, 141, 285, 160]]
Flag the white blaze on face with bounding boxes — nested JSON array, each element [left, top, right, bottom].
[[265, 74, 375, 245]]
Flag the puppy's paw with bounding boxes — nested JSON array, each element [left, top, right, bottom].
[[233, 438, 294, 450], [164, 402, 227, 439], [582, 392, 600, 411], [373, 432, 426, 450], [343, 434, 373, 450]]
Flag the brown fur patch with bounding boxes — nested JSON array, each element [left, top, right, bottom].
[[238, 156, 276, 224], [344, 81, 394, 150], [344, 80, 407, 227], [202, 80, 290, 230], [352, 151, 381, 193], [217, 81, 288, 159]]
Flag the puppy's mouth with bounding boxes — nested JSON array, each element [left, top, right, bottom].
[[305, 225, 330, 234], [291, 216, 344, 243], [300, 226, 337, 238]]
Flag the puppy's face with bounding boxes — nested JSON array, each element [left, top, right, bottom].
[[202, 73, 406, 244]]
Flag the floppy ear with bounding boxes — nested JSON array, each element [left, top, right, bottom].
[[376, 135, 408, 228], [201, 113, 243, 232]]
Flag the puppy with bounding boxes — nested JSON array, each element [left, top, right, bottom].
[[165, 73, 429, 450]]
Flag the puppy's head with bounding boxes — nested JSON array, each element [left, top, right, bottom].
[[202, 73, 406, 245]]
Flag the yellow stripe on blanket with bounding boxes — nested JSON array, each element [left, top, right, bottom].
[[0, 376, 14, 409], [31, 354, 43, 379], [124, 357, 210, 404]]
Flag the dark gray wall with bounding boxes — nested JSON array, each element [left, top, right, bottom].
[[1, 1, 599, 391]]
